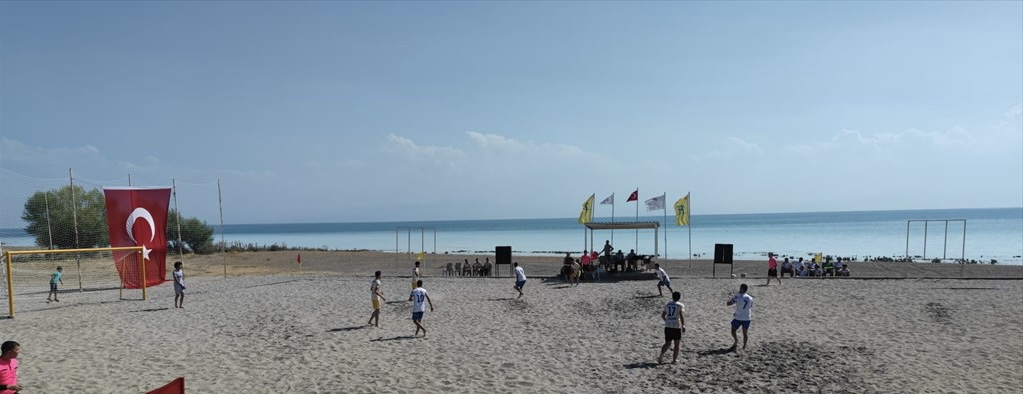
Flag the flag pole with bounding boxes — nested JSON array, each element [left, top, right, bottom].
[[634, 188, 639, 253], [610, 193, 615, 246], [688, 192, 693, 270], [662, 192, 667, 261]]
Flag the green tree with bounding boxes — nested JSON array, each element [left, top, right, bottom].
[[166, 208, 216, 254], [22, 185, 109, 249]]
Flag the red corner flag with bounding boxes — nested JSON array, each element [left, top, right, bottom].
[[626, 189, 638, 202], [147, 377, 184, 394], [297, 253, 302, 264], [104, 187, 171, 289]]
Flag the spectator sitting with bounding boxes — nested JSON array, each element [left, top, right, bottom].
[[781, 258, 794, 278], [473, 258, 483, 277], [811, 262, 822, 277], [823, 259, 835, 276], [794, 258, 805, 277], [626, 249, 638, 269], [580, 250, 592, 272], [483, 258, 493, 277], [613, 250, 625, 273], [838, 264, 850, 276], [462, 259, 472, 277]]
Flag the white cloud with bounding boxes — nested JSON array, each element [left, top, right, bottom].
[[727, 136, 764, 154], [690, 137, 761, 162], [382, 134, 465, 165], [1005, 103, 1022, 119]]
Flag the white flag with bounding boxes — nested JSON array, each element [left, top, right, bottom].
[[645, 195, 665, 211], [600, 194, 614, 205]]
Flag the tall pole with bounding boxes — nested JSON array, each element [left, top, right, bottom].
[[44, 191, 54, 250], [172, 179, 184, 266], [634, 188, 639, 253], [662, 193, 667, 260], [69, 168, 83, 292], [218, 179, 227, 278], [128, 173, 132, 186], [688, 192, 693, 270], [610, 193, 615, 246]]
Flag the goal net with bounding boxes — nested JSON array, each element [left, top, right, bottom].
[[3, 246, 146, 318]]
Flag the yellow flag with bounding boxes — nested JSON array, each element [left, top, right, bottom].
[[814, 252, 823, 263], [416, 252, 425, 261], [674, 193, 690, 226], [578, 194, 595, 224]]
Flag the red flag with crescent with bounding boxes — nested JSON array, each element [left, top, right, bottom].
[[104, 187, 171, 289], [626, 189, 638, 202]]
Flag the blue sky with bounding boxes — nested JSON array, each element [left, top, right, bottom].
[[1, 1, 1021, 226]]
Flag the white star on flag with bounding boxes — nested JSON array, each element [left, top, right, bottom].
[[142, 244, 152, 261]]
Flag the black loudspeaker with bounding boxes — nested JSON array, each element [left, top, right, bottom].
[[714, 244, 733, 264], [495, 246, 512, 265]]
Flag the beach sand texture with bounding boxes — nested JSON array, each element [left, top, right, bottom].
[[4, 252, 1023, 393]]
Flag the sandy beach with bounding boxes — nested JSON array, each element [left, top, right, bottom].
[[3, 251, 1022, 393]]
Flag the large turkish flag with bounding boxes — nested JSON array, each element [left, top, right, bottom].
[[104, 187, 171, 289]]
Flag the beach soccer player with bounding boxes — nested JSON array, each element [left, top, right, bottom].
[[513, 262, 527, 298], [411, 261, 421, 289], [0, 341, 22, 393], [655, 263, 674, 297], [658, 291, 686, 364], [408, 280, 434, 337], [368, 271, 386, 327], [766, 253, 781, 286], [727, 283, 754, 352], [47, 266, 63, 302], [173, 261, 186, 308]]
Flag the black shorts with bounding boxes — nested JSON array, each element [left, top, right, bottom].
[[768, 268, 778, 277], [664, 327, 682, 341]]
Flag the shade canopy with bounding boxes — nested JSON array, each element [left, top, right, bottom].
[[583, 221, 660, 231]]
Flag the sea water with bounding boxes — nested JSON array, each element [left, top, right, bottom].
[[3, 208, 1021, 264]]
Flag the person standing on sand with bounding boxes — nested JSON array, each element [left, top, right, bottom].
[[655, 263, 674, 297], [408, 280, 434, 337], [173, 261, 186, 308], [47, 266, 63, 302], [727, 283, 753, 352], [411, 261, 421, 289], [368, 271, 386, 327], [766, 253, 781, 285], [0, 341, 22, 394], [513, 262, 527, 298], [658, 291, 686, 364]]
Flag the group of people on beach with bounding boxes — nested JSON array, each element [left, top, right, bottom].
[[365, 257, 752, 366], [768, 253, 850, 284], [366, 260, 527, 336]]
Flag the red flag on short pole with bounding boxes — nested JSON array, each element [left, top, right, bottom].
[[297, 253, 301, 264]]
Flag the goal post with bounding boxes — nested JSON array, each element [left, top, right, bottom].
[[3, 246, 146, 318]]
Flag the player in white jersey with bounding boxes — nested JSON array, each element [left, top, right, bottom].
[[655, 263, 674, 297], [658, 291, 686, 364], [513, 262, 527, 298], [726, 283, 754, 352], [367, 271, 386, 327], [408, 279, 434, 337]]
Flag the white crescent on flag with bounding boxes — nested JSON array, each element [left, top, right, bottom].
[[126, 207, 156, 244]]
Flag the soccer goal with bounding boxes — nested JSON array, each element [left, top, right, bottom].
[[3, 246, 146, 318]]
